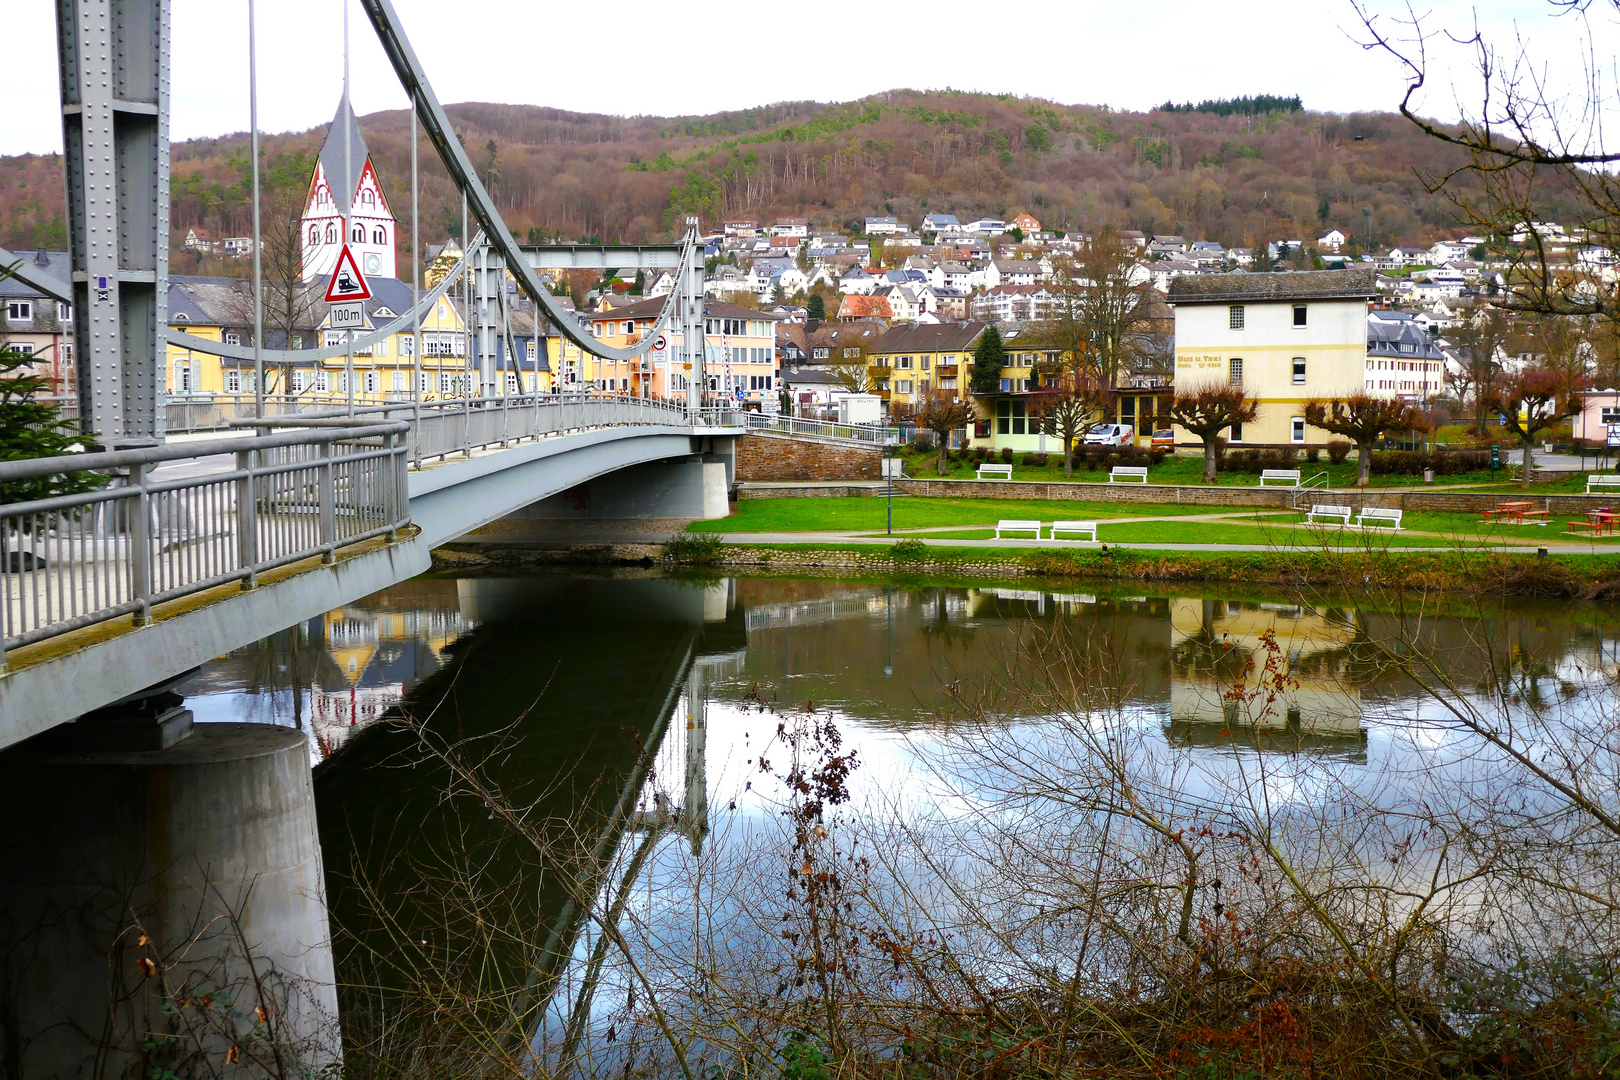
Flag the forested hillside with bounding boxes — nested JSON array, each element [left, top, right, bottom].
[[0, 89, 1587, 271]]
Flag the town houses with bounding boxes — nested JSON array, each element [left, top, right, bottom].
[[6, 88, 1605, 461]]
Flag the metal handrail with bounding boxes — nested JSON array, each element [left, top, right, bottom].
[[0, 422, 413, 665], [0, 400, 746, 662], [744, 412, 899, 446], [1291, 471, 1332, 510]]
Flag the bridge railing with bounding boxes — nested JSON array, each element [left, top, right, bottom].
[[224, 391, 746, 465], [0, 423, 410, 667], [744, 412, 900, 446]]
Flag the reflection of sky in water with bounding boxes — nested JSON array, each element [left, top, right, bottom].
[[177, 575, 1620, 1069]]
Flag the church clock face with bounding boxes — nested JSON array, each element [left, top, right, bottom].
[[364, 253, 381, 275]]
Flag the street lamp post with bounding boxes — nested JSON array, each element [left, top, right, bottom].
[[885, 437, 895, 535]]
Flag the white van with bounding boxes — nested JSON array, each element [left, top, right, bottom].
[[1082, 422, 1135, 447]]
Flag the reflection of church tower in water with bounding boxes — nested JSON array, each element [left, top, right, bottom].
[[1168, 598, 1364, 746], [300, 94, 397, 282]]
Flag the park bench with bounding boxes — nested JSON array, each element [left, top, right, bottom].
[[1305, 504, 1353, 526], [977, 463, 1014, 481], [1049, 520, 1099, 542], [1589, 474, 1620, 494], [1258, 469, 1302, 488], [1108, 466, 1149, 484], [1568, 520, 1608, 536], [994, 519, 1043, 539], [1355, 507, 1404, 531], [1515, 509, 1551, 524]]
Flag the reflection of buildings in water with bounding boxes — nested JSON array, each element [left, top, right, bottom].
[[1169, 598, 1363, 738], [744, 588, 894, 634], [307, 603, 470, 756]]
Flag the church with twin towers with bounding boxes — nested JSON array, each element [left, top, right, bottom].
[[300, 95, 397, 283]]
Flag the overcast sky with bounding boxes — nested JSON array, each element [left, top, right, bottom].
[[3, 0, 1614, 156]]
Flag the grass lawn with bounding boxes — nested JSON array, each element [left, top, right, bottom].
[[893, 449, 1564, 490], [690, 496, 1220, 534]]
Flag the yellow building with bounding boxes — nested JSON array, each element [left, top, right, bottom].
[[863, 321, 987, 414], [164, 274, 482, 403]]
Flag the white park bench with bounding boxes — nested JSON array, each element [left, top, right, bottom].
[[1356, 507, 1404, 531], [994, 519, 1043, 539], [1109, 466, 1149, 484], [1049, 520, 1099, 542], [1587, 474, 1620, 493], [1259, 469, 1302, 487], [1305, 504, 1354, 526], [977, 463, 1014, 480]]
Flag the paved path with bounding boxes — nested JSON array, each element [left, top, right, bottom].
[[710, 504, 1620, 554]]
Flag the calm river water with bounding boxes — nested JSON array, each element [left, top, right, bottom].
[[177, 571, 1620, 1069]]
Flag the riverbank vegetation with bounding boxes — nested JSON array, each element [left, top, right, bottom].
[[327, 569, 1620, 1079], [661, 540, 1620, 600]]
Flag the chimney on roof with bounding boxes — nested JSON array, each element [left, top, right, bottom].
[[34, 250, 49, 267]]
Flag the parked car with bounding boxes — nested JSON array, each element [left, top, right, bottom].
[[1083, 422, 1135, 446], [1151, 429, 1175, 450]]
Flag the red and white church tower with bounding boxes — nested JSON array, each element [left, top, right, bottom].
[[301, 95, 396, 282]]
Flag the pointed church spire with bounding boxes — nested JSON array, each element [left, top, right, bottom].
[[317, 93, 369, 216]]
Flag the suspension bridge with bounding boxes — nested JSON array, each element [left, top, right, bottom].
[[0, 0, 748, 752]]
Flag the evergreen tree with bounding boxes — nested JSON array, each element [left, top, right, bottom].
[[806, 293, 826, 320], [0, 345, 104, 505], [970, 324, 1005, 395]]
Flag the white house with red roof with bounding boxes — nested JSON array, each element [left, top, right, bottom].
[[300, 95, 397, 283]]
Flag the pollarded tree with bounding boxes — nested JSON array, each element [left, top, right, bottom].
[[1487, 366, 1584, 486], [914, 391, 975, 475], [1167, 383, 1259, 483], [1303, 394, 1429, 488], [1030, 373, 1111, 477]]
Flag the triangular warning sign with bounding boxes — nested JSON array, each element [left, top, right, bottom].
[[324, 245, 373, 302]]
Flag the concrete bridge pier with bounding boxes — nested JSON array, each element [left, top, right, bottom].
[[0, 723, 340, 1077]]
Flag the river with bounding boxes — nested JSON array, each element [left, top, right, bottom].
[[178, 570, 1620, 1075]]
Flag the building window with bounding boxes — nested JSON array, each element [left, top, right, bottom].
[[440, 372, 456, 394], [373, 228, 385, 244], [364, 371, 378, 394], [399, 335, 415, 356], [1229, 422, 1244, 442], [1229, 358, 1243, 385], [309, 226, 320, 245], [8, 342, 33, 358], [995, 398, 1028, 435], [1291, 416, 1305, 443], [1228, 305, 1244, 330], [291, 370, 308, 393], [392, 371, 406, 392], [6, 301, 32, 324], [56, 302, 70, 322], [172, 359, 191, 393], [375, 339, 388, 356], [61, 343, 72, 362], [325, 225, 337, 244], [939, 377, 957, 390], [1292, 357, 1306, 384], [1293, 304, 1307, 327], [223, 330, 242, 346], [225, 369, 241, 394], [316, 369, 331, 393], [895, 379, 913, 393], [351, 225, 364, 243]]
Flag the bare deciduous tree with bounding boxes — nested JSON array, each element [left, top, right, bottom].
[[1304, 393, 1428, 487], [1168, 383, 1259, 482]]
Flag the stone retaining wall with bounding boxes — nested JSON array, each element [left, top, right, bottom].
[[735, 432, 882, 482]]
